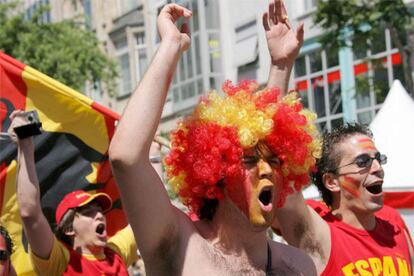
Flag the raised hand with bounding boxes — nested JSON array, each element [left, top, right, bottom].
[[157, 4, 192, 52], [263, 0, 304, 69], [7, 110, 30, 144]]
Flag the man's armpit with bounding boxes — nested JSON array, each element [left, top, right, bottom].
[[149, 225, 181, 275], [293, 221, 325, 259]]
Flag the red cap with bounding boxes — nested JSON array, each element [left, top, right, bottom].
[[55, 190, 112, 225]]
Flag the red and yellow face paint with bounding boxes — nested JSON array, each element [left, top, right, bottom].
[[340, 175, 360, 198], [227, 143, 283, 226], [355, 137, 376, 151], [165, 80, 322, 219]]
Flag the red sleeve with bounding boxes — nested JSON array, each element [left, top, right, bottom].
[[306, 199, 330, 216]]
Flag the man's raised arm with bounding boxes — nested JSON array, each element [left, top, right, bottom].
[[8, 111, 54, 260], [264, 1, 331, 273], [109, 4, 192, 258], [263, 0, 304, 94], [275, 190, 331, 274]]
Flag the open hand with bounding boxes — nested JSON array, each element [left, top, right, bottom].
[[157, 4, 192, 52], [263, 0, 304, 68]]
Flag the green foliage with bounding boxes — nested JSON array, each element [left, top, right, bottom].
[[315, 0, 412, 50], [314, 0, 414, 95], [0, 1, 118, 96]]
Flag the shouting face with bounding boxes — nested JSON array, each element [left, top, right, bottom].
[[226, 142, 283, 227], [71, 202, 108, 254], [334, 134, 385, 213]]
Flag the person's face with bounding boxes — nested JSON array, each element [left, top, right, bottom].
[[226, 142, 283, 227], [333, 134, 385, 212], [71, 202, 107, 251]]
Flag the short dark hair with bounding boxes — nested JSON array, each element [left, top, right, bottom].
[[55, 208, 77, 246], [0, 225, 14, 255], [312, 123, 373, 206]]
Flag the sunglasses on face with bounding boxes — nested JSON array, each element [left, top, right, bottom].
[[335, 152, 387, 171], [0, 250, 9, 261]]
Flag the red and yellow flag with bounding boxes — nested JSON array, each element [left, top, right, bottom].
[[0, 51, 127, 275]]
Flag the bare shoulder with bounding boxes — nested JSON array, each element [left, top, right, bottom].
[[271, 241, 317, 276]]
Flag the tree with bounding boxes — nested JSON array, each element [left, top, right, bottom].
[[0, 1, 118, 96], [314, 0, 414, 95]]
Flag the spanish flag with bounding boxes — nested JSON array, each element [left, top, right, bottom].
[[0, 51, 127, 275]]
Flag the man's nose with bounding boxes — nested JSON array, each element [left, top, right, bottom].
[[95, 210, 104, 220], [258, 159, 273, 179], [370, 157, 384, 177]]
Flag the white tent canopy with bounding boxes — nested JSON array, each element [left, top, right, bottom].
[[370, 80, 414, 192]]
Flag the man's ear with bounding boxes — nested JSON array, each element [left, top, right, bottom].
[[323, 172, 341, 192]]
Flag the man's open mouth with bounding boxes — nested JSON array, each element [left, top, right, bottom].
[[259, 187, 273, 206], [96, 223, 106, 235], [365, 183, 383, 195]]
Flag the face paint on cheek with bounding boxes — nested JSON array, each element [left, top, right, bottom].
[[341, 175, 360, 198], [356, 137, 376, 151], [273, 168, 285, 207], [227, 171, 252, 218], [248, 182, 264, 224]]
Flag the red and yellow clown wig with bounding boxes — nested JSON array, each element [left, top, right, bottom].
[[165, 80, 321, 217]]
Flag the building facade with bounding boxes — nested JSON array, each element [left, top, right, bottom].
[[288, 0, 414, 132], [142, 0, 414, 134], [17, 0, 414, 134]]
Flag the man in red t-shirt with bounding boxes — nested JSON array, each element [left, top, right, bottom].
[[274, 124, 414, 275], [8, 111, 137, 275]]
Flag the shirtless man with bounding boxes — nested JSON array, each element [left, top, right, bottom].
[[109, 1, 318, 275]]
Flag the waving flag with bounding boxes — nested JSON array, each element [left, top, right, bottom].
[[0, 51, 127, 275]]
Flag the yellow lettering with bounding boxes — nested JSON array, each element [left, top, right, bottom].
[[396, 257, 409, 276], [342, 263, 359, 276], [355, 260, 372, 276], [368, 257, 382, 276], [383, 256, 397, 276]]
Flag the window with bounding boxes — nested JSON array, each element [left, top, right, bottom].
[[121, 0, 139, 14], [294, 56, 306, 78], [295, 29, 405, 128], [304, 0, 317, 11], [238, 59, 258, 82], [204, 0, 220, 29], [354, 29, 402, 123], [209, 33, 222, 73], [159, 0, 222, 114], [24, 0, 51, 23], [83, 0, 92, 29], [135, 33, 148, 81], [312, 76, 326, 117], [294, 49, 343, 131], [309, 50, 322, 73], [118, 53, 132, 97], [115, 38, 131, 97]]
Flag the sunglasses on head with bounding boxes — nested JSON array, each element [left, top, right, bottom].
[[334, 152, 387, 171]]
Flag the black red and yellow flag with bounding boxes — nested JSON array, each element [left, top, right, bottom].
[[0, 51, 127, 275]]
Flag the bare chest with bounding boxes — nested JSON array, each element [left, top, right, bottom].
[[176, 240, 304, 276]]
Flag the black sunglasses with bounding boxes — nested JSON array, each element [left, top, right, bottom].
[[335, 152, 387, 171], [0, 250, 9, 261]]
